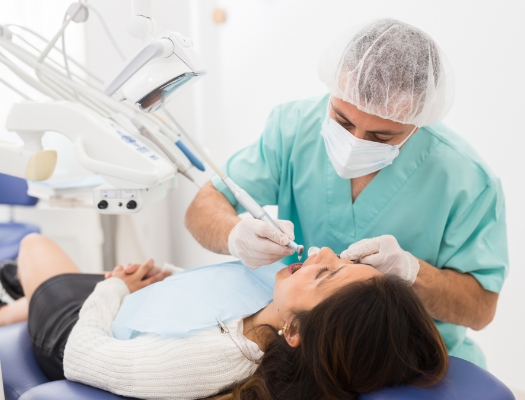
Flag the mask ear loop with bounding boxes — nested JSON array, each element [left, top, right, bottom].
[[396, 126, 418, 149]]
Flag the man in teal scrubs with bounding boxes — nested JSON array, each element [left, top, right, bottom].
[[185, 19, 508, 367]]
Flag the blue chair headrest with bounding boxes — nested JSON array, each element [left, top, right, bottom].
[[0, 174, 38, 206]]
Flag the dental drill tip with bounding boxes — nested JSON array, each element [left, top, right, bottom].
[[297, 245, 304, 261]]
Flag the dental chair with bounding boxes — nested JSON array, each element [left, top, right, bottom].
[[0, 173, 39, 261], [0, 322, 515, 400]]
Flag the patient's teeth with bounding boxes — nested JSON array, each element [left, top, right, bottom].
[[292, 264, 302, 274]]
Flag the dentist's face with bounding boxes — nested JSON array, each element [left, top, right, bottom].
[[329, 96, 418, 145], [272, 247, 380, 319]]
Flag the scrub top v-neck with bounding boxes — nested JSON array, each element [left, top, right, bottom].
[[212, 94, 508, 368]]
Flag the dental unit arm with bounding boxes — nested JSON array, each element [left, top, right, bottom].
[[2, 101, 178, 213]]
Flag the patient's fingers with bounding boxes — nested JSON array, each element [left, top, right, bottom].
[[139, 269, 171, 289], [143, 265, 163, 279], [105, 265, 127, 279], [136, 259, 155, 279], [124, 263, 140, 274], [109, 265, 123, 277], [109, 262, 163, 280]]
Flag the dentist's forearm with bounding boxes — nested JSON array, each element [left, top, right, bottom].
[[413, 259, 499, 331], [185, 181, 240, 254]]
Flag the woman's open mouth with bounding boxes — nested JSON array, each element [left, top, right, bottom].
[[288, 263, 303, 275]]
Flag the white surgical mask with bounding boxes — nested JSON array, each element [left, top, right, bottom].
[[320, 117, 416, 179]]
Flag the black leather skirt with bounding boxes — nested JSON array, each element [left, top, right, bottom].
[[28, 273, 104, 381]]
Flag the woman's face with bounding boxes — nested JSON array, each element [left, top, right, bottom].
[[272, 247, 380, 319]]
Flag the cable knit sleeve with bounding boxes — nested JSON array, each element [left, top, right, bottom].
[[63, 278, 258, 400]]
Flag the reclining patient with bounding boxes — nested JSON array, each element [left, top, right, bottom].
[[0, 233, 448, 400]]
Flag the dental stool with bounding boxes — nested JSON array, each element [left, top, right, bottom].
[[0, 173, 40, 261], [0, 322, 515, 400]]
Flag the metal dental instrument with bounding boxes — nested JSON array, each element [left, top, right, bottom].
[[162, 109, 304, 260]]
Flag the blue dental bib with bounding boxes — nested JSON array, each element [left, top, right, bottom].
[[112, 261, 284, 340]]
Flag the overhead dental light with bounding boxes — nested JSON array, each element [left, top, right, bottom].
[[104, 32, 206, 113], [104, 0, 206, 113]]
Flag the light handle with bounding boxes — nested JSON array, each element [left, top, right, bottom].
[[103, 39, 173, 99]]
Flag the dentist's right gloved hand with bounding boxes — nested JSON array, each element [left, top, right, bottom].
[[228, 218, 295, 269]]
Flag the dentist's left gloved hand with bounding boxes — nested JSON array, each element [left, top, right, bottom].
[[340, 235, 420, 284]]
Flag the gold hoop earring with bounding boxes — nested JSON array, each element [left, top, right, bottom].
[[278, 324, 289, 336]]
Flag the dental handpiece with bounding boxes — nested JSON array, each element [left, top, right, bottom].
[[222, 176, 304, 260], [161, 110, 303, 256]]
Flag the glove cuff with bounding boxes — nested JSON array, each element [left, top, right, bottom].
[[227, 223, 241, 259], [404, 251, 420, 285]]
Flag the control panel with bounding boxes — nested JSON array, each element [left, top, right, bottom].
[[93, 181, 170, 214]]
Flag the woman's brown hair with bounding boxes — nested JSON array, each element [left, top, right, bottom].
[[215, 274, 448, 400]]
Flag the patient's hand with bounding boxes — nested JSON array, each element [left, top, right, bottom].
[[105, 262, 166, 280], [110, 259, 171, 293]]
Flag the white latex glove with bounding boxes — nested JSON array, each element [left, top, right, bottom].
[[228, 218, 295, 269], [340, 235, 420, 284]]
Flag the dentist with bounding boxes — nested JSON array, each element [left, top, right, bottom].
[[186, 18, 508, 367]]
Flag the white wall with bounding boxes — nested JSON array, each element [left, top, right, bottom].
[[0, 0, 86, 136]]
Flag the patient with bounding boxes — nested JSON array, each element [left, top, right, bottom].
[[0, 234, 448, 400]]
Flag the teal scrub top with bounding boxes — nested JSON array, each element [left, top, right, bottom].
[[211, 94, 509, 368]]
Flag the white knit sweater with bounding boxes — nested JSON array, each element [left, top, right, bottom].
[[63, 278, 262, 399]]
